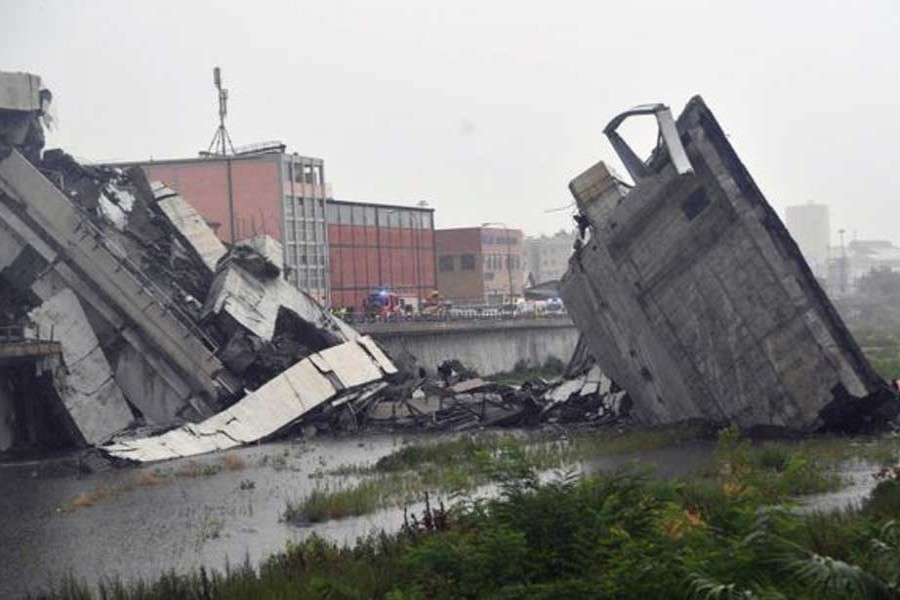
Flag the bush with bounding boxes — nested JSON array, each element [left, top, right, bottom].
[[865, 479, 900, 519], [512, 358, 531, 374], [542, 355, 566, 374]]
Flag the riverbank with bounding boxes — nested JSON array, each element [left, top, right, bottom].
[[16, 426, 900, 599]]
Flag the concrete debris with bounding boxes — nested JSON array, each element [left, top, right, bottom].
[[150, 182, 227, 273], [0, 71, 46, 164], [233, 234, 283, 278], [103, 336, 394, 462], [561, 96, 899, 433], [27, 288, 134, 445], [0, 69, 383, 455], [294, 354, 632, 435]]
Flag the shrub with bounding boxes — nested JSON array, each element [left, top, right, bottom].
[[512, 358, 531, 374], [542, 355, 566, 374], [864, 479, 900, 519]]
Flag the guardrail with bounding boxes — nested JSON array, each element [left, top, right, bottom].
[[72, 214, 220, 353], [0, 323, 54, 343], [341, 310, 570, 326]]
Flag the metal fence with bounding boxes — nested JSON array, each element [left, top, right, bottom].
[[342, 308, 569, 325]]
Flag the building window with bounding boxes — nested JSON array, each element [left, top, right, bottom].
[[365, 206, 376, 226], [460, 254, 475, 270], [339, 204, 352, 225], [483, 272, 495, 281], [439, 255, 455, 272], [352, 205, 365, 226]]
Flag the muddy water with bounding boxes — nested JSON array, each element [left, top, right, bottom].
[[0, 434, 881, 599], [0, 436, 408, 598]]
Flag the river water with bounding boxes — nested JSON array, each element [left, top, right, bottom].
[[0, 433, 882, 599]]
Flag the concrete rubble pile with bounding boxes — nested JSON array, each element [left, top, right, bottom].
[[561, 97, 899, 433], [0, 70, 393, 458], [292, 355, 633, 434]]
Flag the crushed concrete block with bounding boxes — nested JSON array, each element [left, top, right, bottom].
[[561, 96, 897, 432], [0, 72, 41, 112], [28, 288, 133, 444], [233, 234, 283, 278], [203, 260, 349, 343], [151, 182, 227, 273]]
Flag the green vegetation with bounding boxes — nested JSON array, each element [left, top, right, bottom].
[[486, 355, 567, 385], [33, 428, 900, 599], [855, 326, 900, 380], [284, 426, 900, 525], [285, 481, 386, 523], [285, 436, 544, 524]]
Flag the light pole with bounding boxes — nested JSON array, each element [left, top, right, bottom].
[[482, 222, 515, 304]]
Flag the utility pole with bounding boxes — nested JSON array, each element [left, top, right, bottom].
[[205, 67, 237, 242], [207, 67, 235, 156]]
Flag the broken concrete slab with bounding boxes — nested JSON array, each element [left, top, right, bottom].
[[0, 72, 41, 112], [560, 96, 897, 432], [150, 182, 227, 273], [203, 258, 350, 344], [233, 234, 283, 278], [102, 336, 395, 463], [0, 149, 227, 401], [0, 71, 42, 151], [111, 344, 204, 424], [28, 288, 133, 444]]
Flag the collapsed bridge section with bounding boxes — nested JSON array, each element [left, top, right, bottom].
[[560, 97, 897, 432]]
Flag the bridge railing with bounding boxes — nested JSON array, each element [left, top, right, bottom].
[[341, 309, 570, 326], [0, 323, 54, 343]]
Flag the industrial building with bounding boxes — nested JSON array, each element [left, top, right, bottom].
[[435, 226, 524, 304], [114, 150, 434, 309], [115, 147, 332, 303], [327, 199, 435, 310]]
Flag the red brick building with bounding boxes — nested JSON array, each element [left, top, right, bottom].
[[435, 226, 524, 304], [327, 200, 435, 310], [115, 149, 434, 309]]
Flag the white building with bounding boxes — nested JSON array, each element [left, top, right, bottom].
[[524, 230, 576, 285], [785, 203, 830, 276]]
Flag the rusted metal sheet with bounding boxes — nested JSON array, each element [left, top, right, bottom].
[[561, 96, 897, 432]]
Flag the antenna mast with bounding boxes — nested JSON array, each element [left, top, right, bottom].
[[206, 66, 235, 155]]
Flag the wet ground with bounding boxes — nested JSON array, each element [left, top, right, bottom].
[[0, 433, 884, 599]]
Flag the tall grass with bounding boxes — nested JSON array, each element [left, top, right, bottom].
[[33, 454, 900, 600], [288, 427, 899, 525]]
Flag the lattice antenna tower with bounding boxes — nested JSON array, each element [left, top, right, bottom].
[[206, 66, 236, 156]]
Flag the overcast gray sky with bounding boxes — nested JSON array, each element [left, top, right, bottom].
[[2, 0, 898, 242]]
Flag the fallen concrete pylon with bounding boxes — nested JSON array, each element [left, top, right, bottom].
[[561, 97, 898, 432]]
